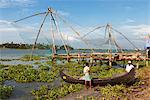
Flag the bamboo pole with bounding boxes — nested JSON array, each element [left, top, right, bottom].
[[30, 12, 49, 61], [108, 24, 112, 67]]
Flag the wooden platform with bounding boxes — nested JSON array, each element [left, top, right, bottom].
[[52, 52, 150, 61]]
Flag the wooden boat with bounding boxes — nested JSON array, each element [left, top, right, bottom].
[[60, 68, 135, 86]]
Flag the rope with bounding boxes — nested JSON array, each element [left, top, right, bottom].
[[104, 24, 108, 39], [81, 25, 105, 38], [109, 28, 123, 52], [14, 12, 47, 23], [111, 27, 139, 50]]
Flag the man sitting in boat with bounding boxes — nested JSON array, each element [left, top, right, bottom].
[[126, 60, 134, 72], [83, 63, 92, 89]]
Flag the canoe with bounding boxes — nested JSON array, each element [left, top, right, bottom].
[[60, 68, 135, 86]]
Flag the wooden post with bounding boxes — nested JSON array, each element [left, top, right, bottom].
[[67, 53, 70, 62], [136, 52, 139, 69], [52, 53, 57, 62], [146, 49, 149, 67], [77, 53, 80, 63], [109, 50, 112, 67], [136, 61, 139, 69], [90, 55, 93, 65]]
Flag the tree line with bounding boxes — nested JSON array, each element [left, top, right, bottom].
[[0, 42, 74, 50]]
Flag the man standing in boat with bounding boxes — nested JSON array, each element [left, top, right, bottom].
[[83, 63, 92, 89], [126, 60, 134, 72]]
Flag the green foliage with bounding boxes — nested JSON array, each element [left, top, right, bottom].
[[0, 85, 13, 99], [0, 64, 9, 69], [45, 60, 53, 65], [100, 84, 128, 99], [59, 45, 74, 50], [34, 61, 41, 65], [1, 60, 142, 99], [0, 69, 7, 84], [39, 65, 50, 70], [6, 65, 37, 82], [21, 55, 41, 61], [31, 84, 83, 99], [0, 64, 61, 83], [87, 65, 124, 79], [0, 59, 13, 61], [0, 42, 51, 49], [62, 62, 84, 77]]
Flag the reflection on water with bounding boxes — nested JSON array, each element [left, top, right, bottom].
[[0, 49, 51, 59], [4, 80, 49, 100], [0, 60, 48, 69], [0, 48, 108, 59], [0, 60, 35, 65], [4, 80, 61, 100]]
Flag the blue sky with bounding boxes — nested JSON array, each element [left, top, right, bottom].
[[0, 0, 150, 49]]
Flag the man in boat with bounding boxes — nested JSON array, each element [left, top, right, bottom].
[[126, 60, 134, 72], [83, 62, 92, 89]]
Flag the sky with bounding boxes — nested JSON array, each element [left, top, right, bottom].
[[0, 0, 150, 49]]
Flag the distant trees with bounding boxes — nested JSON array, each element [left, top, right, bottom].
[[59, 45, 74, 50], [0, 42, 28, 49], [0, 42, 74, 50]]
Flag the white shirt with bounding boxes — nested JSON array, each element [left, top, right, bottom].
[[84, 66, 89, 75], [126, 64, 134, 72]]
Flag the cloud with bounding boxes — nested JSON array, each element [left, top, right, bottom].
[[0, 20, 35, 33], [124, 18, 135, 24], [0, 0, 36, 8], [57, 10, 70, 16], [0, 20, 38, 43], [115, 24, 150, 49], [0, 19, 79, 44], [119, 24, 150, 38]]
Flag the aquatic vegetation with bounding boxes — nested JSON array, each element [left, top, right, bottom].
[[100, 84, 128, 99], [31, 84, 83, 99], [117, 60, 149, 68], [45, 60, 53, 65], [1, 60, 149, 99], [0, 64, 9, 69], [0, 59, 13, 61], [39, 64, 50, 70], [21, 55, 41, 61], [0, 64, 62, 83], [63, 62, 125, 79], [34, 61, 41, 65], [98, 66, 150, 99], [0, 85, 13, 99], [0, 69, 7, 84]]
